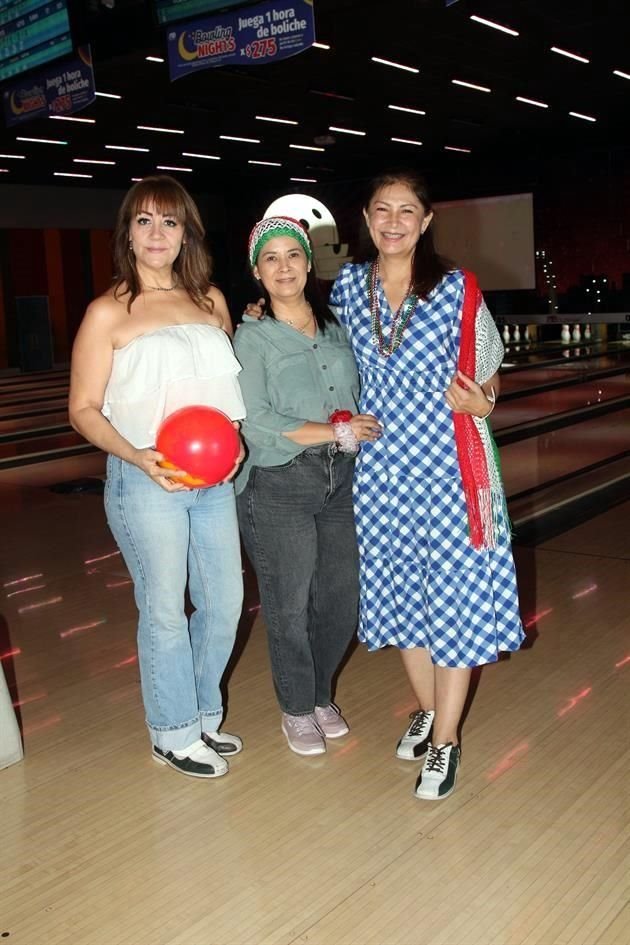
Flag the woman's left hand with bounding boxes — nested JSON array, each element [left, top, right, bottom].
[[445, 370, 493, 418]]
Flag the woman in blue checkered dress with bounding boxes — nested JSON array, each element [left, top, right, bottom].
[[329, 170, 524, 800]]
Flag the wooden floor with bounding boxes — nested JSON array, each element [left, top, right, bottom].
[[1, 481, 629, 945]]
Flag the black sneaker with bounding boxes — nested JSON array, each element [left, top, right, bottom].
[[201, 730, 243, 756], [396, 709, 435, 761], [414, 742, 461, 800], [152, 739, 228, 778]]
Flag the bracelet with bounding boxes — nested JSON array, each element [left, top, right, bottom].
[[480, 386, 496, 420], [329, 410, 359, 454]]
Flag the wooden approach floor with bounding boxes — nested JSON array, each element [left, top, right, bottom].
[[1, 482, 628, 945]]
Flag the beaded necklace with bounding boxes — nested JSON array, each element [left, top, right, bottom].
[[368, 259, 418, 357]]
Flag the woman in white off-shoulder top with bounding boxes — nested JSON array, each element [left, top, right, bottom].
[[69, 176, 246, 780]]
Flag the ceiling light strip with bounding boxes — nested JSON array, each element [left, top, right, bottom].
[[17, 136, 67, 145], [220, 135, 260, 143], [249, 160, 282, 166], [469, 15, 519, 36], [50, 115, 95, 124], [156, 164, 193, 171], [256, 115, 298, 125], [329, 125, 366, 136], [551, 46, 589, 64], [182, 152, 221, 160], [391, 137, 422, 146], [452, 79, 491, 93], [569, 111, 596, 122], [106, 145, 149, 152], [371, 56, 418, 74], [138, 125, 184, 134], [388, 104, 426, 115], [516, 95, 549, 109], [289, 144, 325, 151]]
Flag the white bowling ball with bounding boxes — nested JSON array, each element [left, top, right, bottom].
[[264, 194, 339, 246], [263, 194, 353, 279]]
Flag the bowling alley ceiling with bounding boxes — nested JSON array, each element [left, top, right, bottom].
[[1, 0, 629, 193]]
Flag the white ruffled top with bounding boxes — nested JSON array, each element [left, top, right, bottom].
[[102, 323, 246, 448]]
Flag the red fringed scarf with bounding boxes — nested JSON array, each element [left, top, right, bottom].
[[453, 270, 495, 548]]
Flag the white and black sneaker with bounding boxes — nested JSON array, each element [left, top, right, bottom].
[[414, 742, 461, 800], [396, 709, 435, 761], [152, 739, 229, 778], [202, 730, 243, 756]]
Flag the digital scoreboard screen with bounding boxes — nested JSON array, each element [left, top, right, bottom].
[[155, 1, 245, 26], [0, 0, 72, 83]]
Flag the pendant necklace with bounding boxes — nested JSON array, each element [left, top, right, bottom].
[[280, 307, 313, 334], [368, 259, 418, 357]]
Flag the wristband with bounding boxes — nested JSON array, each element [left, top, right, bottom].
[[329, 410, 359, 454]]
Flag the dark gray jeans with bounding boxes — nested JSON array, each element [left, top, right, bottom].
[[237, 445, 359, 715]]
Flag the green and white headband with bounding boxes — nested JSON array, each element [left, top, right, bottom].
[[248, 215, 313, 268]]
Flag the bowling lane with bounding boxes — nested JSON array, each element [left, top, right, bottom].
[[493, 373, 629, 430], [0, 429, 90, 461], [500, 352, 630, 396], [501, 407, 630, 498]]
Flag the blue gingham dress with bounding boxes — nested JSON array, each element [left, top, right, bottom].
[[329, 264, 524, 667]]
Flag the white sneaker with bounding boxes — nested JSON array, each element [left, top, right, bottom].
[[396, 709, 435, 761], [414, 742, 461, 800]]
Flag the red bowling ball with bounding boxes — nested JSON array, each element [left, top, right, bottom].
[[156, 406, 240, 487]]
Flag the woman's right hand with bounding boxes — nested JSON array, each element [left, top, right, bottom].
[[132, 447, 189, 492], [244, 298, 265, 319], [349, 413, 383, 442]]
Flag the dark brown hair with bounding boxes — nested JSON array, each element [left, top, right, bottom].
[[363, 169, 451, 299], [112, 175, 214, 313]]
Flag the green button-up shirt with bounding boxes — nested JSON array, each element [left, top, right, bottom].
[[233, 314, 360, 493]]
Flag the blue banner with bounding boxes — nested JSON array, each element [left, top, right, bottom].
[[2, 44, 95, 128], [167, 0, 315, 80]]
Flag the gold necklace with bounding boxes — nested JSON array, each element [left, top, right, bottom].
[[279, 308, 313, 334]]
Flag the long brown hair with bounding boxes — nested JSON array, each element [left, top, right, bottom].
[[112, 175, 214, 313], [363, 169, 451, 299]]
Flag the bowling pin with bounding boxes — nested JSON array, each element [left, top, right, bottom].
[[561, 324, 571, 343], [584, 323, 592, 341], [502, 324, 510, 345], [523, 325, 530, 344], [513, 325, 521, 343], [572, 324, 581, 342]]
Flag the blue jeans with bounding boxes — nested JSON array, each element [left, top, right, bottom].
[[237, 445, 359, 715], [105, 456, 243, 751]]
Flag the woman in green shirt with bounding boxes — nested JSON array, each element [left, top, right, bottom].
[[234, 216, 381, 757]]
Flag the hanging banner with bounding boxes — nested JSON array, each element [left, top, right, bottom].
[[167, 0, 315, 80], [2, 45, 95, 128]]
